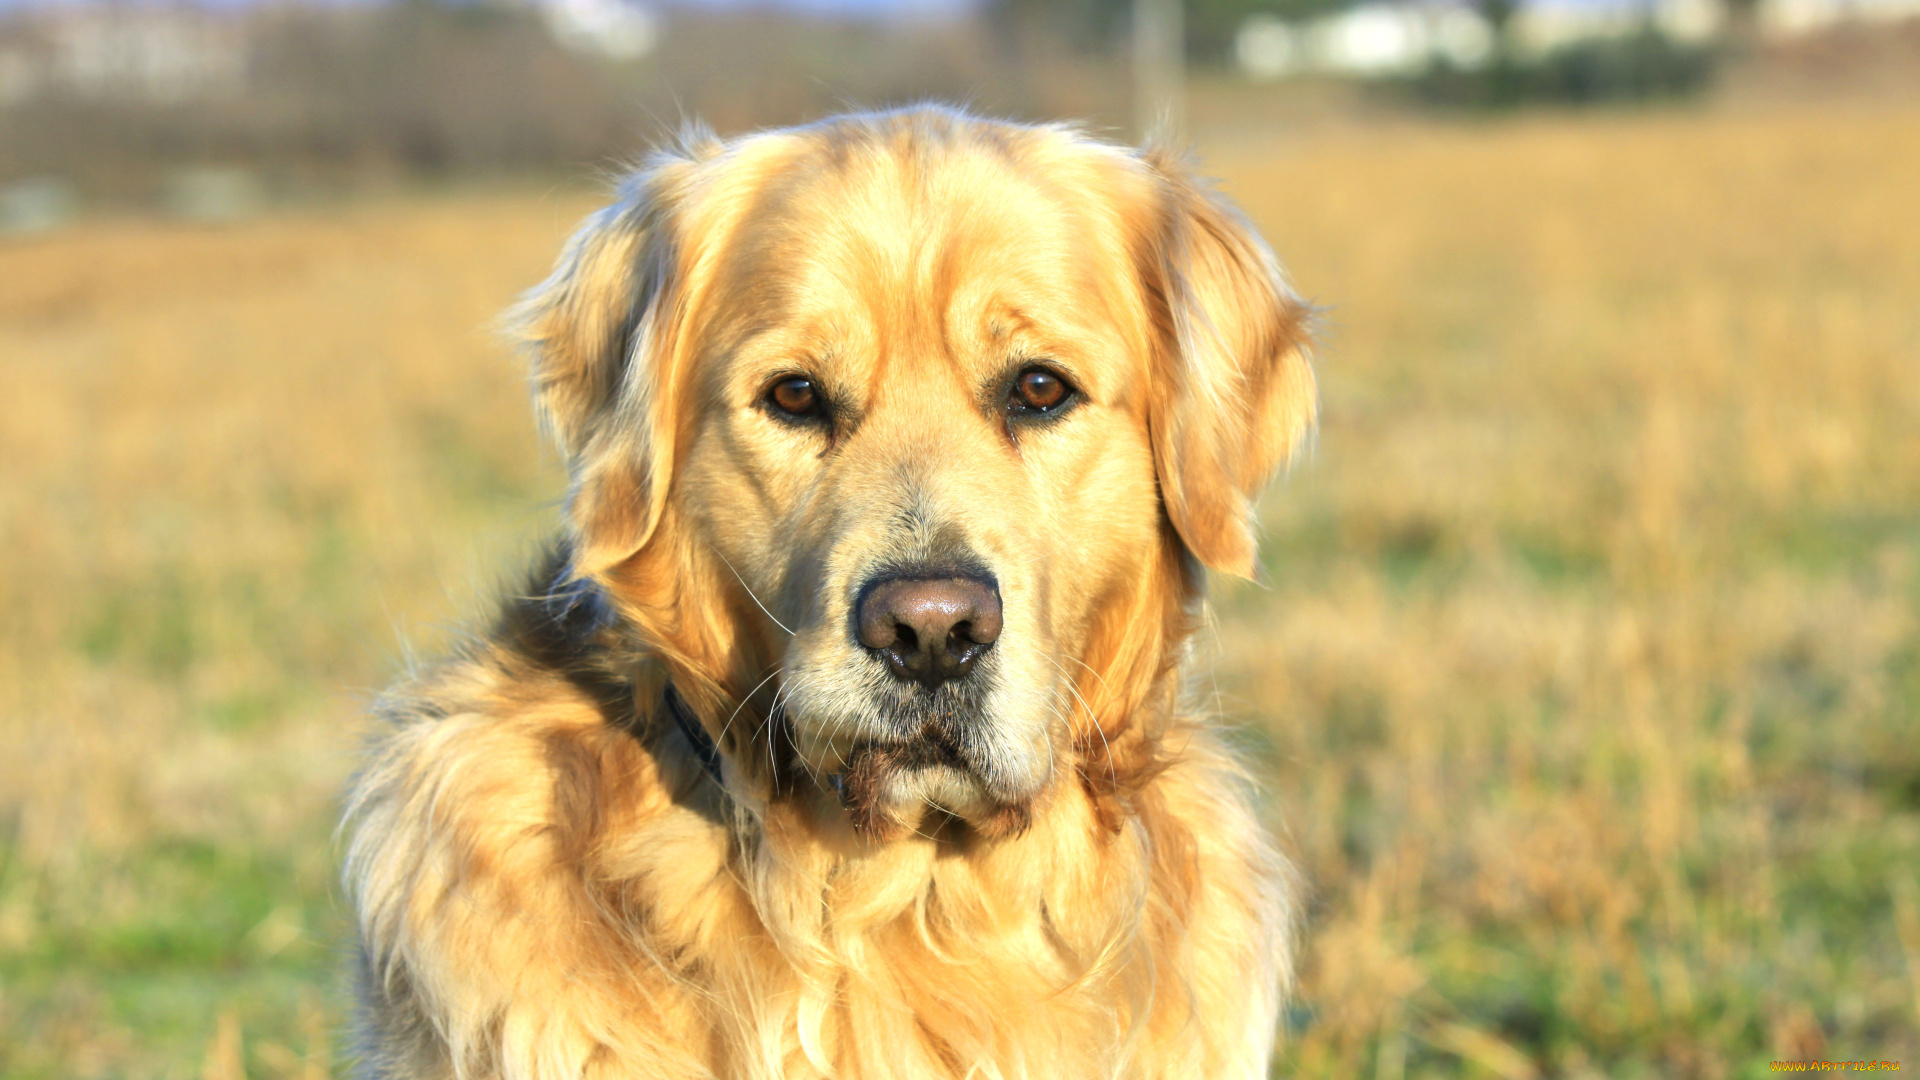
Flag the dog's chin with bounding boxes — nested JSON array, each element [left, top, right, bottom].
[[828, 737, 1035, 842]]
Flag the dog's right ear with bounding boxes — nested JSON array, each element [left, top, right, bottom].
[[510, 161, 695, 580]]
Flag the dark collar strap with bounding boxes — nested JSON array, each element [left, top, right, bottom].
[[663, 683, 724, 785]]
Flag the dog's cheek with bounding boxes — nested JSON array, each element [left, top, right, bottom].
[[776, 633, 876, 760], [1022, 419, 1160, 647], [989, 674, 1063, 788], [683, 446, 836, 666]]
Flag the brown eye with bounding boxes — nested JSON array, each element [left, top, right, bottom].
[[1012, 368, 1071, 412], [768, 377, 820, 418]]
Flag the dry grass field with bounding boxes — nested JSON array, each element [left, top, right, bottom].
[[2, 101, 1917, 1079]]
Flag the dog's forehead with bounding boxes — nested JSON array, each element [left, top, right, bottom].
[[696, 122, 1148, 376]]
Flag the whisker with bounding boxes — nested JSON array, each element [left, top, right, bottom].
[[715, 665, 785, 751], [770, 674, 825, 785], [1045, 652, 1117, 787], [710, 545, 796, 636], [1065, 653, 1117, 707]]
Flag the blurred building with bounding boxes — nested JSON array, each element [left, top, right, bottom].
[[1237, 2, 1499, 77], [1757, 0, 1920, 36], [1508, 0, 1724, 58], [0, 3, 247, 105], [536, 0, 660, 59], [1235, 0, 1920, 78]]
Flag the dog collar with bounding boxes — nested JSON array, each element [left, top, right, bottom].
[[662, 683, 724, 785]]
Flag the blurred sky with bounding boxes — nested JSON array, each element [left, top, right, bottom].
[[0, 0, 976, 14]]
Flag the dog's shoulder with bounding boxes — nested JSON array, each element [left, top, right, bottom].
[[341, 546, 731, 1077]]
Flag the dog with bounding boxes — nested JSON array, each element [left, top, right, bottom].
[[343, 105, 1315, 1079]]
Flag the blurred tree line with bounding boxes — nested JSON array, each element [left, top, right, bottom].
[[0, 0, 1137, 205], [2, 0, 1874, 209], [986, 0, 1347, 62]]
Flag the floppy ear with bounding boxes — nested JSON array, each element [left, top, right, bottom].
[[509, 161, 693, 580], [1141, 150, 1316, 580]]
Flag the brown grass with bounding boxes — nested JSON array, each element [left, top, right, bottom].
[[2, 101, 1917, 1078]]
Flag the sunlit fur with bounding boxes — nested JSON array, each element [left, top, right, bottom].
[[343, 106, 1316, 1079]]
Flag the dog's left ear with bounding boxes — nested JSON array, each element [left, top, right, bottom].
[[509, 158, 698, 579], [1139, 150, 1316, 580]]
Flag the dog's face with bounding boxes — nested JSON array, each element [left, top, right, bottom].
[[517, 110, 1313, 837], [681, 138, 1169, 832]]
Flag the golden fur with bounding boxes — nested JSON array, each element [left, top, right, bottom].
[[343, 106, 1315, 1079]]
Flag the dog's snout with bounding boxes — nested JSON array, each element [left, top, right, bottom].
[[857, 575, 1002, 689]]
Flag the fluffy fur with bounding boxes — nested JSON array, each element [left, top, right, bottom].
[[343, 106, 1315, 1080]]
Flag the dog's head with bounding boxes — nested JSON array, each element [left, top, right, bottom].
[[516, 108, 1312, 838]]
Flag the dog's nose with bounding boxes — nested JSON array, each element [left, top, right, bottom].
[[856, 575, 1002, 690]]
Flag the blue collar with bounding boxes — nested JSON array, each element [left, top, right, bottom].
[[663, 683, 724, 785]]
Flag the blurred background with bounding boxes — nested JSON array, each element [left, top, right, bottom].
[[1, 0, 1917, 1072]]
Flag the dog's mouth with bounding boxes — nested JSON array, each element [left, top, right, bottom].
[[829, 724, 1033, 840], [778, 590, 1052, 840]]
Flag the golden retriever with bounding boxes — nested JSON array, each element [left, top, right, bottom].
[[343, 105, 1315, 1080]]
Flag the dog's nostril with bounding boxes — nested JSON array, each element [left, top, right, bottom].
[[856, 572, 1002, 689]]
